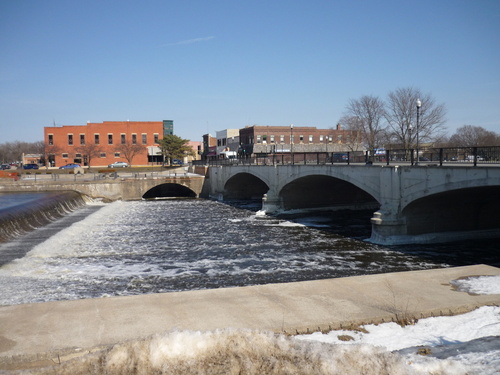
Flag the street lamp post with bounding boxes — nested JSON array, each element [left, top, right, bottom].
[[408, 125, 413, 164], [290, 124, 294, 164], [415, 99, 421, 165]]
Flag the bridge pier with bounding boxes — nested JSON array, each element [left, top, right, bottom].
[[368, 167, 408, 244], [261, 192, 281, 214], [369, 211, 408, 245]]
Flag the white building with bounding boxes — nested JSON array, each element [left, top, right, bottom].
[[215, 129, 240, 155]]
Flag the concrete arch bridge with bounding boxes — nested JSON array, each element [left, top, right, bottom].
[[207, 165, 500, 245], [2, 175, 205, 201]]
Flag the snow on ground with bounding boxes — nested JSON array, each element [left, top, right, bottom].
[[451, 275, 500, 295], [297, 275, 500, 374]]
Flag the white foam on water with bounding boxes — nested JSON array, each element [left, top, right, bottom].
[[0, 199, 452, 305]]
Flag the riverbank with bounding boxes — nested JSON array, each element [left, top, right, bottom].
[[1, 264, 499, 371]]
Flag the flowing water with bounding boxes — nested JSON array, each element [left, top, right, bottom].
[[1, 193, 498, 306]]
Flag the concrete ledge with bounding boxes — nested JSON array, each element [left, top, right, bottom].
[[1, 264, 499, 369]]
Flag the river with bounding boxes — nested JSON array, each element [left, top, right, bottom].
[[0, 193, 498, 306]]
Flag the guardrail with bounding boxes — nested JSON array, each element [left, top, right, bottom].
[[193, 146, 500, 167], [10, 171, 190, 183]]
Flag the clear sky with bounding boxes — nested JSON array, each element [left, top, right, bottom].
[[1, 0, 499, 143]]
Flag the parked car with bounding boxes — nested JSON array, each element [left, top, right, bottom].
[[331, 153, 348, 162], [23, 164, 39, 170], [171, 159, 184, 165], [0, 164, 10, 170], [59, 163, 81, 169], [108, 161, 129, 168]]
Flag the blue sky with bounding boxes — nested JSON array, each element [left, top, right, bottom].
[[1, 0, 499, 143]]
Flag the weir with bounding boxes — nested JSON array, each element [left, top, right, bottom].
[[0, 191, 88, 244]]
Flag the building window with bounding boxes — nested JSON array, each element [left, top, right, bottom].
[[309, 135, 313, 143], [142, 134, 147, 145], [337, 135, 343, 143], [94, 134, 100, 145], [280, 135, 285, 143], [48, 134, 53, 145], [100, 152, 106, 158], [62, 153, 68, 159], [256, 135, 261, 144], [154, 133, 159, 143], [108, 134, 113, 145], [80, 134, 85, 145], [262, 135, 267, 144], [75, 153, 82, 158], [328, 136, 333, 143], [270, 135, 275, 143], [68, 134, 73, 145], [320, 135, 324, 143], [132, 134, 137, 144], [290, 135, 294, 144], [299, 135, 304, 143], [121, 134, 126, 144], [114, 152, 120, 158]]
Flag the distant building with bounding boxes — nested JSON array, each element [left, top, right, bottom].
[[239, 124, 362, 157], [44, 120, 173, 167], [202, 134, 217, 159], [187, 141, 203, 163], [22, 153, 42, 166], [215, 129, 240, 155]]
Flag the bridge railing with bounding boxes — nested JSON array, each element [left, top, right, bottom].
[[193, 146, 500, 167], [385, 146, 500, 166]]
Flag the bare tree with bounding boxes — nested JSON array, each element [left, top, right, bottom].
[[385, 87, 447, 149], [75, 143, 103, 168], [114, 141, 146, 166], [340, 95, 387, 154], [0, 141, 43, 164], [337, 116, 367, 152], [42, 143, 62, 168], [448, 125, 500, 147]]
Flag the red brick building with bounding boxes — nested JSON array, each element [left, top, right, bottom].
[[44, 120, 173, 167], [239, 124, 362, 156]]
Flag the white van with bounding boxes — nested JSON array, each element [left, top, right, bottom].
[[220, 151, 237, 160]]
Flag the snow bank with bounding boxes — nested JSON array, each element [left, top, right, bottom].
[[16, 330, 465, 375], [295, 274, 500, 374]]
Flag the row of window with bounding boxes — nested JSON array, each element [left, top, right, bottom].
[[47, 133, 160, 146], [61, 152, 122, 159], [217, 137, 237, 147], [251, 134, 352, 144]]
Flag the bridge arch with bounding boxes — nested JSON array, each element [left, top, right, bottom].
[[402, 185, 500, 236], [207, 165, 500, 244], [279, 175, 379, 211], [142, 183, 197, 199], [223, 172, 269, 201], [399, 167, 500, 213]]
